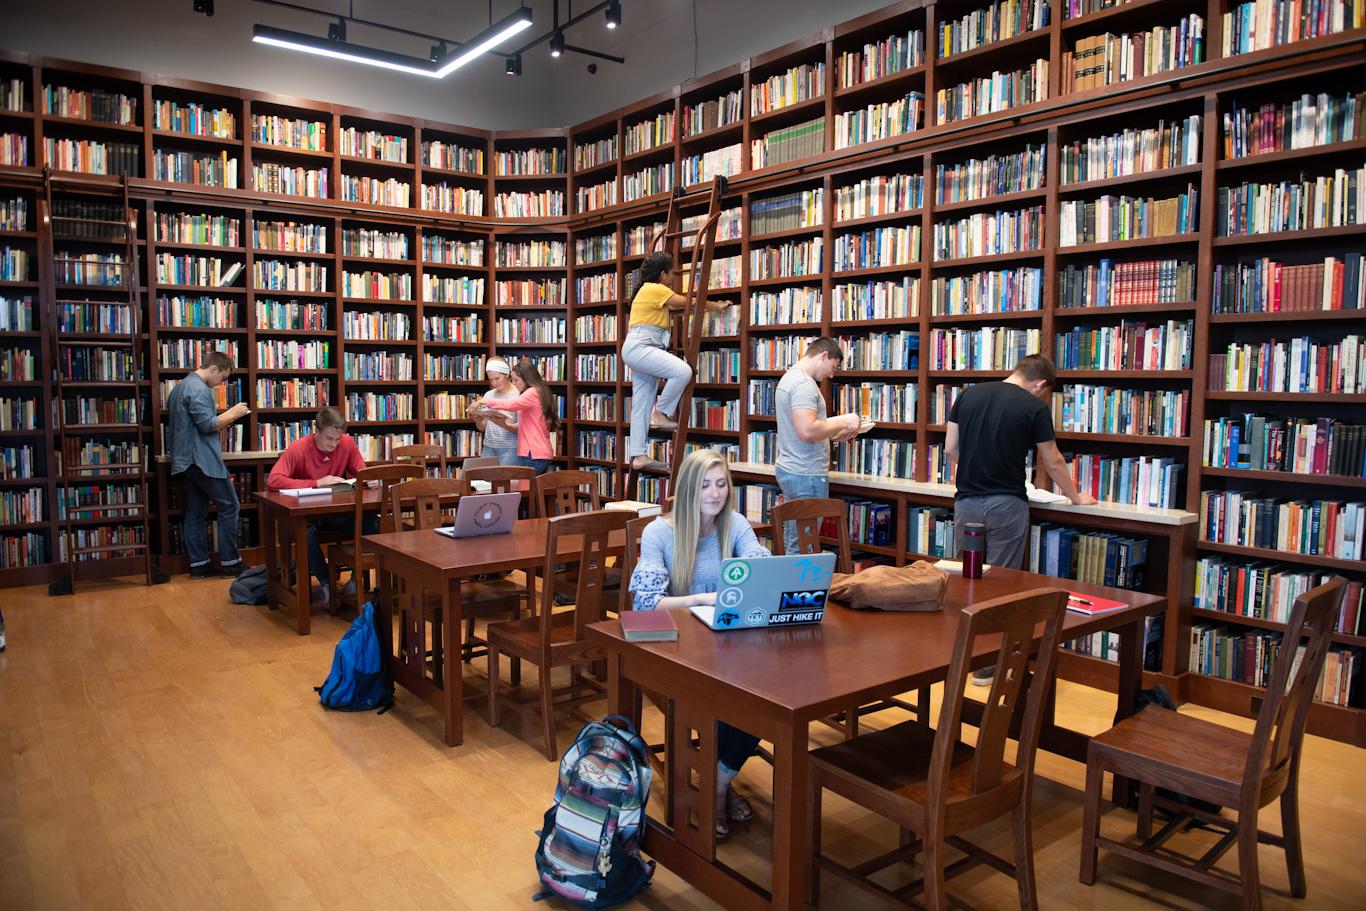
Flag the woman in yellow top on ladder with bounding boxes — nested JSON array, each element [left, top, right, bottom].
[[621, 251, 729, 471]]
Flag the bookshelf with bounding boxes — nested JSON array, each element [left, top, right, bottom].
[[0, 3, 1364, 738]]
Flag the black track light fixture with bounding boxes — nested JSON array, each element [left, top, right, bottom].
[[505, 54, 522, 76], [327, 18, 346, 42], [193, 0, 214, 16], [605, 0, 621, 29], [549, 30, 565, 58]]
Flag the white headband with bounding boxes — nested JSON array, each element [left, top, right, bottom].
[[487, 360, 511, 375]]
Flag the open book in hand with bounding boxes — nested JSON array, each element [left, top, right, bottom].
[[327, 478, 357, 491], [1025, 481, 1069, 505]]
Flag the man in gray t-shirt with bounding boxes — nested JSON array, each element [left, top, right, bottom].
[[773, 337, 861, 553]]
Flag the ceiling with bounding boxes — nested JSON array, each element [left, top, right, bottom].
[[3, 0, 895, 130]]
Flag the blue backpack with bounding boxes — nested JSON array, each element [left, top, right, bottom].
[[533, 716, 655, 908], [316, 601, 392, 712]]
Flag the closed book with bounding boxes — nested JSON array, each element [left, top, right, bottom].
[[619, 610, 679, 642]]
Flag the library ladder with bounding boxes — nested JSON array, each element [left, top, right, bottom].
[[626, 176, 729, 499], [44, 177, 162, 594]]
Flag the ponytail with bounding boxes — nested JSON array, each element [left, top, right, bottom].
[[629, 251, 674, 303]]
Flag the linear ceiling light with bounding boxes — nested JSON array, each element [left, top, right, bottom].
[[251, 6, 533, 79]]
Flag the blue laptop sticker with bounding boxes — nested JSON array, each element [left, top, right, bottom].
[[794, 557, 829, 584], [714, 609, 741, 628]]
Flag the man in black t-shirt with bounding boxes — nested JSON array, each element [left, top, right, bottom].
[[947, 355, 1096, 682]]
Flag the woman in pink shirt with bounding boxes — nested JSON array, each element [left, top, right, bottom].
[[476, 361, 559, 475]]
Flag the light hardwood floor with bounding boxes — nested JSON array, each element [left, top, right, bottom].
[[2, 576, 1363, 910]]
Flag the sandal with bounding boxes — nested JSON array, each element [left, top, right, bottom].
[[726, 786, 755, 822], [715, 790, 730, 840]]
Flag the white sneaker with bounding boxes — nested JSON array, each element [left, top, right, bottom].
[[971, 666, 995, 687]]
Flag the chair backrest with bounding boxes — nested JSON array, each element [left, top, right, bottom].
[[931, 588, 1069, 807], [1246, 576, 1346, 790], [388, 477, 470, 531], [462, 456, 499, 473], [393, 443, 448, 477], [769, 497, 852, 574], [535, 470, 603, 518], [466, 464, 537, 516], [539, 510, 631, 645], [354, 463, 425, 535], [618, 515, 656, 613]]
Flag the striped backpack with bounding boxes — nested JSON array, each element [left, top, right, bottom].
[[533, 716, 655, 908]]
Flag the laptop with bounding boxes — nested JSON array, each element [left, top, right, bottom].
[[689, 552, 838, 631], [434, 492, 521, 539]]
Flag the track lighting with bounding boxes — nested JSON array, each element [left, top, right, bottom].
[[605, 1, 621, 29], [506, 54, 522, 76], [327, 19, 346, 42], [193, 0, 214, 16], [549, 30, 565, 58]]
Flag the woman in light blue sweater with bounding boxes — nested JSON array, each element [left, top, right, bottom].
[[629, 448, 770, 839]]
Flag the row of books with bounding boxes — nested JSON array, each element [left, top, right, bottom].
[[494, 147, 566, 177], [0, 133, 28, 167], [257, 378, 329, 409], [58, 301, 131, 333], [0, 296, 32, 332], [496, 240, 567, 268], [689, 398, 740, 431], [928, 326, 1039, 371], [840, 27, 924, 87], [751, 287, 821, 325], [60, 396, 137, 426], [428, 429, 482, 458], [344, 392, 414, 422], [0, 79, 21, 113], [932, 266, 1041, 316], [1189, 622, 1357, 706], [425, 236, 484, 265], [833, 226, 919, 272], [426, 275, 486, 305], [0, 487, 45, 525], [623, 163, 674, 202], [253, 220, 328, 253], [0, 197, 27, 231], [156, 253, 232, 288], [833, 437, 914, 476], [0, 397, 38, 432], [59, 438, 143, 468], [1060, 115, 1201, 185], [936, 144, 1045, 205], [575, 273, 617, 305], [1058, 258, 1197, 309], [0, 444, 38, 480], [339, 129, 407, 163], [0, 248, 27, 282], [342, 310, 411, 341], [577, 430, 617, 462], [575, 393, 616, 422], [257, 339, 330, 369], [832, 277, 918, 321], [59, 348, 136, 382], [1195, 556, 1363, 634], [1208, 336, 1364, 395], [1222, 92, 1365, 160], [493, 190, 566, 218], [839, 330, 919, 371], [495, 278, 565, 308], [158, 338, 238, 369], [832, 92, 923, 150], [56, 251, 127, 287], [0, 348, 36, 381], [573, 135, 617, 172], [427, 353, 486, 379], [421, 183, 484, 215], [751, 118, 825, 169], [156, 212, 240, 247], [927, 442, 955, 484], [422, 141, 484, 174], [1060, 185, 1199, 247], [750, 237, 823, 280], [253, 260, 327, 293], [341, 271, 413, 300], [575, 353, 616, 382], [683, 89, 743, 137], [932, 204, 1045, 261], [1199, 490, 1364, 561], [257, 299, 329, 331], [1202, 415, 1366, 477], [340, 176, 410, 208], [43, 86, 137, 124], [937, 0, 1048, 59], [1053, 318, 1194, 372], [1064, 15, 1206, 94], [251, 114, 326, 151], [1220, 0, 1364, 56], [44, 138, 139, 175], [1028, 522, 1149, 590], [624, 111, 674, 156], [751, 62, 825, 115], [751, 336, 815, 372], [341, 229, 409, 261], [907, 506, 956, 558], [1054, 385, 1191, 438], [750, 189, 823, 235], [835, 173, 923, 222], [575, 234, 616, 264], [426, 391, 478, 420], [1212, 255, 1365, 313], [424, 313, 484, 343], [496, 316, 566, 345], [252, 163, 327, 198], [935, 59, 1048, 124], [1216, 165, 1366, 236], [834, 381, 916, 423], [577, 180, 618, 213], [745, 431, 777, 464], [1061, 452, 1185, 508], [682, 144, 743, 186], [845, 499, 894, 547]]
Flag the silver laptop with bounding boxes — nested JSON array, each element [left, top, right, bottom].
[[690, 552, 838, 630], [434, 492, 521, 539]]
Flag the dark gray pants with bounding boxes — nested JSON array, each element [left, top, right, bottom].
[[953, 495, 1029, 570]]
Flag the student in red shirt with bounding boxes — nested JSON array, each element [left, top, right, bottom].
[[473, 361, 559, 475], [267, 406, 373, 603]]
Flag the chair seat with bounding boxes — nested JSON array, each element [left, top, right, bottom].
[[486, 611, 600, 662], [811, 719, 1016, 830], [1089, 706, 1258, 804], [421, 578, 524, 618]]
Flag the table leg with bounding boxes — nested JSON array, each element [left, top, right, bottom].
[[261, 504, 279, 594], [292, 515, 311, 636], [606, 650, 640, 728], [377, 554, 394, 682], [1112, 617, 1145, 804], [770, 720, 811, 911], [441, 577, 463, 747]]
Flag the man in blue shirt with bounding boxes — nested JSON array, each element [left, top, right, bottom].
[[166, 351, 251, 578]]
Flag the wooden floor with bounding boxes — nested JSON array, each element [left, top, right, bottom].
[[2, 576, 1364, 911]]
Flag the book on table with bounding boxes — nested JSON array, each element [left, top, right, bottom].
[[933, 559, 991, 575], [619, 610, 678, 642], [1065, 590, 1128, 616], [279, 487, 333, 498]]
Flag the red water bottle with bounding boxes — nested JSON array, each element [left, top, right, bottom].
[[961, 522, 986, 580]]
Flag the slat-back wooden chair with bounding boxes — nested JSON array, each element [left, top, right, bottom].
[[535, 471, 626, 607], [464, 465, 537, 518], [1080, 577, 1346, 911], [486, 509, 631, 760], [461, 456, 499, 472], [393, 443, 448, 477], [809, 587, 1070, 911], [326, 463, 424, 614], [770, 497, 930, 737]]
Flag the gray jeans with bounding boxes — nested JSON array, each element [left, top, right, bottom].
[[953, 494, 1030, 570], [775, 468, 829, 557], [621, 324, 692, 458]]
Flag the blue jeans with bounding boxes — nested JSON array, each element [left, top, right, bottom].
[[181, 466, 241, 569], [307, 513, 380, 583], [774, 468, 829, 556], [482, 444, 520, 466], [517, 455, 553, 476]]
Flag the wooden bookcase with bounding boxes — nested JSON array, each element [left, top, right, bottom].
[[0, 0, 1363, 742]]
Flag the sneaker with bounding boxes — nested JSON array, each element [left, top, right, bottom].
[[218, 561, 246, 578], [313, 584, 330, 606], [343, 578, 357, 597], [971, 666, 995, 687], [189, 564, 215, 579]]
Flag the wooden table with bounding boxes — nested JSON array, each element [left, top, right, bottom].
[[365, 518, 626, 747], [587, 567, 1165, 911]]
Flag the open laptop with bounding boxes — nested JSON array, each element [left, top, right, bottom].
[[690, 552, 837, 630], [434, 492, 521, 539]]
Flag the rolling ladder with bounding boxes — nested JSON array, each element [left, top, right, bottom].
[[45, 177, 161, 594], [624, 176, 729, 501]]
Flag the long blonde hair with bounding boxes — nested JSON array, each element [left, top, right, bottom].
[[668, 449, 736, 597]]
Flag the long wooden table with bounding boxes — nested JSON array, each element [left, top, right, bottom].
[[365, 518, 626, 747], [587, 567, 1165, 911]]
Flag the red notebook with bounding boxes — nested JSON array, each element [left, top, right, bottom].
[[1065, 590, 1128, 616], [619, 611, 679, 642]]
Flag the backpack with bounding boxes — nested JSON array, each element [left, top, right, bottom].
[[228, 564, 269, 605], [315, 601, 392, 712], [533, 715, 655, 908]]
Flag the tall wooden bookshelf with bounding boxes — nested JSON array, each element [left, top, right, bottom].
[[0, 0, 1364, 742]]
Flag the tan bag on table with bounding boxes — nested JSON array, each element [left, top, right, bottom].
[[828, 561, 949, 612]]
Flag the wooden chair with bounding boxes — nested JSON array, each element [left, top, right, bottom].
[[534, 469, 602, 518], [326, 463, 424, 614], [461, 456, 499, 472], [770, 497, 930, 738], [393, 443, 448, 477], [464, 465, 537, 518], [809, 587, 1070, 911], [388, 478, 526, 670], [1080, 577, 1346, 911], [486, 509, 631, 760]]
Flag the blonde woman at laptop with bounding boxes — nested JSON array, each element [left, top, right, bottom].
[[628, 448, 770, 839]]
